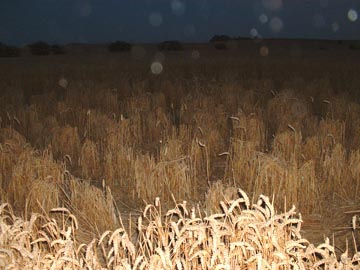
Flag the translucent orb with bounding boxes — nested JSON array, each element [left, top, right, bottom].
[[269, 17, 283, 33], [78, 3, 92, 17], [313, 14, 326, 28], [262, 0, 282, 11], [151, 62, 163, 75], [260, 46, 269, 56], [191, 50, 200, 59], [320, 0, 329, 8], [348, 9, 358, 22], [332, 22, 339, 32], [149, 12, 163, 27], [58, 78, 68, 88], [171, 0, 186, 16], [184, 25, 196, 36], [259, 14, 268, 24], [154, 52, 165, 62], [250, 28, 259, 38]]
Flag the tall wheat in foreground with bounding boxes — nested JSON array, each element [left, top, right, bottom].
[[1, 190, 359, 269]]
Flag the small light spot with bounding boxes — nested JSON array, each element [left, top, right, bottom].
[[171, 0, 186, 16], [262, 0, 282, 11], [259, 14, 268, 24], [260, 46, 269, 56], [313, 14, 326, 28], [149, 12, 163, 27], [151, 62, 163, 75], [184, 25, 196, 36], [332, 22, 340, 32], [250, 28, 259, 38], [78, 3, 92, 17], [58, 78, 68, 88], [348, 9, 358, 22], [131, 46, 146, 60], [320, 0, 328, 8], [191, 50, 200, 59], [269, 17, 283, 33], [154, 52, 165, 62]]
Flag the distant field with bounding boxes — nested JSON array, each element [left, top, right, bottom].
[[1, 39, 360, 269]]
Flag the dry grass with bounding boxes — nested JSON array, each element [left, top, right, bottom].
[[1, 41, 360, 266], [1, 190, 360, 269], [349, 150, 360, 200], [65, 178, 119, 242], [271, 129, 302, 165], [134, 148, 194, 204], [8, 148, 64, 210], [80, 139, 101, 181], [104, 144, 135, 194], [51, 125, 81, 164]]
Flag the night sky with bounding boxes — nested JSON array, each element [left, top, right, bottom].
[[0, 0, 359, 46]]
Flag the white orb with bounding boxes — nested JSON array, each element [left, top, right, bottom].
[[259, 14, 268, 24], [58, 78, 68, 88], [348, 9, 358, 22], [151, 62, 163, 75]]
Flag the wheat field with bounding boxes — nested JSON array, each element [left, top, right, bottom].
[[0, 40, 360, 269]]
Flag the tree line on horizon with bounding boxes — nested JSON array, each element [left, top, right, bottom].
[[0, 41, 66, 57], [1, 36, 359, 57]]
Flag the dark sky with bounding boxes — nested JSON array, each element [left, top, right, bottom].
[[0, 0, 359, 45]]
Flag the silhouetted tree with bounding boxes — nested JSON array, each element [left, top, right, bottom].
[[28, 41, 51, 55], [214, 43, 227, 50], [349, 41, 360, 50], [51, 44, 66, 55], [108, 41, 132, 52], [233, 36, 251, 41], [158, 40, 183, 51], [0, 43, 20, 57], [209, 35, 231, 42]]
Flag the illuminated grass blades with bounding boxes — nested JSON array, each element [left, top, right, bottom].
[[1, 191, 359, 269], [1, 44, 360, 264]]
